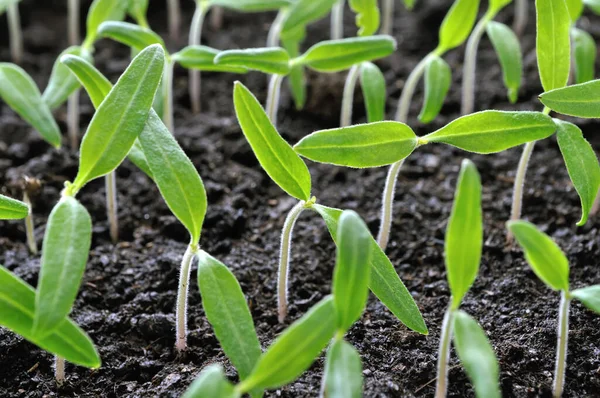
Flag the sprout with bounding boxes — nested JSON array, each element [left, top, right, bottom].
[[167, 0, 181, 42], [68, 0, 80, 45], [508, 220, 600, 397], [1, 0, 23, 63], [331, 0, 345, 39]]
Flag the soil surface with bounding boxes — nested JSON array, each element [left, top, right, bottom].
[[1, 0, 600, 397]]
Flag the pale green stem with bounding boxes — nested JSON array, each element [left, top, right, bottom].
[[67, 89, 80, 150], [340, 64, 361, 127], [513, 0, 528, 36], [105, 171, 118, 244], [163, 59, 175, 133], [176, 244, 198, 351], [554, 291, 570, 398], [68, 0, 80, 46], [266, 74, 284, 127], [23, 192, 37, 254], [189, 3, 207, 114], [381, 0, 395, 36], [394, 54, 433, 123], [167, 0, 181, 43], [267, 9, 288, 48], [435, 307, 455, 398], [7, 2, 23, 64], [331, 0, 344, 40], [210, 6, 223, 30], [55, 356, 65, 384], [278, 200, 306, 323]]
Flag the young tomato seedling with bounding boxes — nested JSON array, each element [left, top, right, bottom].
[[508, 220, 600, 398]]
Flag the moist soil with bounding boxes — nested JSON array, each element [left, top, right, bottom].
[[1, 1, 600, 397]]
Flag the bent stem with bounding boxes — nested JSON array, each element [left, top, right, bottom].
[[267, 8, 288, 47], [340, 64, 361, 127], [163, 59, 175, 133], [55, 356, 65, 384], [513, 0, 528, 36], [7, 2, 23, 64], [381, 0, 395, 36], [67, 90, 80, 150], [167, 0, 181, 43], [176, 244, 199, 351], [68, 0, 80, 45], [461, 12, 493, 115], [278, 200, 308, 323], [331, 0, 344, 40], [435, 307, 455, 398], [105, 171, 118, 244], [554, 291, 570, 398], [189, 2, 207, 114], [23, 192, 37, 254], [266, 74, 284, 127]]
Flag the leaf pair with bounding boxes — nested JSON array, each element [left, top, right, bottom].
[[0, 194, 29, 220]]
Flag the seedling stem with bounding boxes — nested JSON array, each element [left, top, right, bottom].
[[67, 90, 80, 150], [23, 192, 37, 254], [68, 0, 80, 45], [189, 1, 209, 114], [210, 6, 223, 30], [105, 171, 118, 244], [55, 356, 65, 384], [267, 9, 288, 48], [513, 0, 528, 36], [331, 0, 345, 40], [435, 307, 455, 398], [554, 291, 570, 398], [340, 64, 361, 127], [176, 244, 199, 351], [267, 74, 284, 126], [381, 0, 395, 36], [168, 0, 182, 43], [7, 2, 23, 64]]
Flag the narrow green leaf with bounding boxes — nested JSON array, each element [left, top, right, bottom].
[[298, 35, 396, 73], [360, 62, 386, 123], [333, 211, 372, 333], [128, 140, 154, 180], [539, 79, 600, 118], [0, 63, 61, 148], [294, 121, 417, 168], [0, 194, 28, 220], [555, 120, 600, 226], [322, 339, 363, 398], [128, 0, 149, 26], [173, 46, 248, 73], [571, 285, 600, 314], [42, 46, 92, 110], [239, 296, 337, 391], [209, 0, 292, 12], [214, 47, 291, 75], [445, 159, 482, 309], [422, 111, 556, 153], [197, 251, 262, 386], [139, 113, 207, 244], [233, 81, 311, 201], [571, 28, 596, 84], [486, 21, 522, 103], [33, 197, 92, 337], [72, 44, 165, 192], [313, 205, 428, 334], [535, 0, 571, 92], [436, 0, 480, 53], [453, 311, 501, 398], [418, 55, 451, 123], [507, 220, 570, 291], [281, 0, 338, 37], [83, 0, 128, 49], [0, 265, 100, 368], [98, 21, 165, 52], [489, 0, 512, 13], [566, 0, 584, 20], [181, 364, 239, 398], [349, 0, 381, 36], [0, 0, 21, 15]]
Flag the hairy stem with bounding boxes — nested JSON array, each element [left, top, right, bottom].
[[331, 0, 344, 40], [395, 54, 432, 124], [163, 59, 175, 133], [340, 64, 361, 127], [435, 307, 455, 398], [266, 74, 284, 127], [167, 0, 181, 43], [105, 171, 118, 244], [508, 140, 535, 242], [7, 2, 23, 64], [55, 356, 65, 384], [278, 200, 307, 323], [67, 90, 80, 150], [381, 0, 395, 36], [210, 6, 223, 30], [554, 291, 570, 398], [176, 244, 198, 351], [513, 0, 528, 37], [188, 3, 207, 114], [461, 13, 493, 116], [267, 9, 288, 48], [23, 192, 37, 254], [68, 0, 80, 46]]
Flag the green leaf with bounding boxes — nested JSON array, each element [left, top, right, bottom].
[[297, 35, 396, 73], [445, 159, 482, 309], [313, 205, 428, 334], [360, 62, 386, 123], [139, 113, 207, 244], [33, 197, 92, 337], [333, 211, 372, 333], [585, 0, 600, 13], [214, 47, 291, 75], [486, 21, 522, 104], [181, 364, 239, 398], [0, 265, 100, 368], [322, 338, 363, 398], [418, 55, 451, 124], [507, 220, 570, 291], [294, 121, 417, 168], [566, 0, 584, 20], [0, 0, 21, 15], [0, 194, 28, 220], [42, 46, 92, 110], [422, 111, 556, 153], [539, 79, 600, 118], [128, 0, 149, 26], [489, 0, 512, 12], [209, 0, 292, 12], [71, 44, 165, 192], [172, 46, 249, 73], [281, 0, 338, 38], [436, 0, 480, 53], [97, 21, 165, 52], [239, 296, 337, 392], [453, 311, 501, 398], [535, 0, 571, 92], [83, 0, 128, 49], [128, 139, 154, 180], [571, 285, 600, 314], [349, 0, 381, 36], [571, 28, 596, 84], [196, 251, 262, 387], [233, 81, 311, 201], [555, 120, 600, 226], [0, 63, 61, 148]]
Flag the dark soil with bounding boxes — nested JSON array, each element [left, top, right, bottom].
[[1, 0, 600, 397]]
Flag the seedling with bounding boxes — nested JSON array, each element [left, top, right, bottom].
[[167, 0, 181, 42], [1, 0, 22, 63], [508, 220, 600, 398], [233, 81, 427, 333], [216, 35, 396, 126], [331, 0, 345, 40], [68, 0, 80, 45]]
